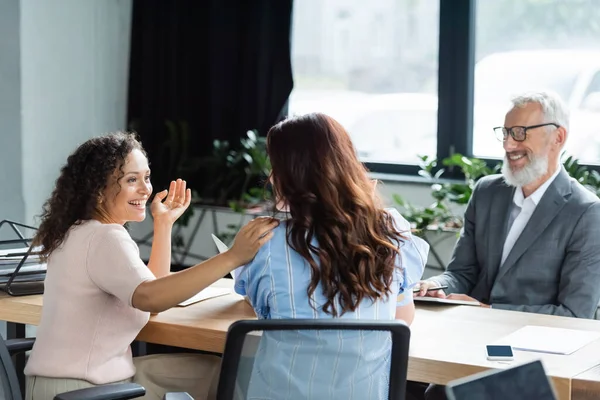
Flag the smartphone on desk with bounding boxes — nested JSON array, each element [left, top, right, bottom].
[[486, 345, 514, 361]]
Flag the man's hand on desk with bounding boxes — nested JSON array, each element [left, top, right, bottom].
[[415, 280, 447, 298], [446, 294, 490, 308], [415, 281, 490, 308]]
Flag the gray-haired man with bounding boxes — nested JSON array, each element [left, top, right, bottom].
[[415, 91, 600, 400]]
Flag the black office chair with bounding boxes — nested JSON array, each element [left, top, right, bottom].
[[0, 335, 146, 400], [216, 319, 411, 400]]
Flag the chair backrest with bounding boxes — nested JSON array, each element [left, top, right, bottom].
[[217, 319, 410, 400], [445, 360, 557, 400], [0, 336, 23, 400]]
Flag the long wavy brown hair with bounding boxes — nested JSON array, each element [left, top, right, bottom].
[[267, 113, 406, 317], [34, 132, 145, 260]]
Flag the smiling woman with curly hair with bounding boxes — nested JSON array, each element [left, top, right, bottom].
[[34, 132, 146, 259], [24, 132, 278, 400]]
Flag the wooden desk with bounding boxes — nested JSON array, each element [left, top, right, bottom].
[[409, 304, 600, 399], [137, 280, 255, 352], [2, 281, 600, 400], [0, 292, 43, 326]]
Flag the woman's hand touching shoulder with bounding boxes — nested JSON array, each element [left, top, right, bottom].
[[224, 217, 280, 266]]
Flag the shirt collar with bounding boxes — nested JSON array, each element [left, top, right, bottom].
[[513, 165, 562, 208]]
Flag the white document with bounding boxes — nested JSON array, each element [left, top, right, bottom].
[[211, 234, 244, 279], [497, 325, 600, 355], [414, 296, 480, 306], [211, 234, 229, 253], [178, 286, 231, 307]]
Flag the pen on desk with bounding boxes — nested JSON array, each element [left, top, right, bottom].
[[413, 285, 448, 293]]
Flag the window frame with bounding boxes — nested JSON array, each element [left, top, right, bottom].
[[365, 0, 477, 179], [288, 0, 600, 178]]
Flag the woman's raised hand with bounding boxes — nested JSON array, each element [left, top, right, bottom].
[[150, 179, 192, 225]]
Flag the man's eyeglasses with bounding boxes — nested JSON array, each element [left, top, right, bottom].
[[493, 123, 560, 142]]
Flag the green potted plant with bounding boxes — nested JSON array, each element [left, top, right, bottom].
[[393, 154, 500, 269], [394, 154, 499, 232], [220, 131, 273, 243], [198, 130, 271, 208], [562, 155, 600, 196], [129, 120, 272, 268], [165, 129, 273, 265], [394, 153, 600, 270]]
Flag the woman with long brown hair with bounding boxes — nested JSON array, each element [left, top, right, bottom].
[[234, 113, 429, 399]]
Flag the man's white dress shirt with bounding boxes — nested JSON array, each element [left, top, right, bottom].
[[500, 166, 562, 266]]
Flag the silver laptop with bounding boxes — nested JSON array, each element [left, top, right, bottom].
[[446, 360, 557, 400]]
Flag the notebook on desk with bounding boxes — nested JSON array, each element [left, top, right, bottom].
[[0, 247, 43, 266], [414, 296, 480, 306], [178, 286, 231, 307], [0, 247, 46, 296], [0, 221, 45, 296], [176, 234, 248, 307]]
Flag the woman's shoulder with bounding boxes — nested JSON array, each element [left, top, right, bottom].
[[383, 207, 411, 232], [260, 218, 287, 238], [382, 207, 429, 269], [78, 220, 133, 246], [252, 219, 295, 262], [48, 221, 134, 263], [260, 220, 287, 250]]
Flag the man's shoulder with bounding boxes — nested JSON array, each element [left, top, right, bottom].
[[568, 178, 600, 206], [562, 179, 600, 225]]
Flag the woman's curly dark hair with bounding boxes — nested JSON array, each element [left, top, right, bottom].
[[34, 132, 146, 260], [267, 113, 406, 317]]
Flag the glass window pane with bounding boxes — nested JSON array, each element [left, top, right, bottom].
[[289, 0, 439, 165], [473, 0, 600, 163]]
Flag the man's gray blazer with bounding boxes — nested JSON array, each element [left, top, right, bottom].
[[433, 167, 600, 318]]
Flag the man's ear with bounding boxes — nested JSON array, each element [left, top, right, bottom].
[[556, 126, 567, 147]]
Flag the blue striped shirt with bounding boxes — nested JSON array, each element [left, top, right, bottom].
[[234, 208, 428, 399]]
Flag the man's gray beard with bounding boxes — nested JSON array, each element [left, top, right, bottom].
[[502, 153, 548, 187]]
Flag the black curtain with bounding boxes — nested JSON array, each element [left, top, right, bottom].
[[127, 0, 293, 193]]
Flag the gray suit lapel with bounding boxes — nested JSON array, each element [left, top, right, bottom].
[[486, 183, 515, 288], [495, 168, 571, 282]]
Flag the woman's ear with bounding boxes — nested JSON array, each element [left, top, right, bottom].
[[370, 179, 379, 198]]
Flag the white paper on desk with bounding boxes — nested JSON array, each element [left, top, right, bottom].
[[178, 286, 231, 307], [0, 263, 47, 275], [0, 246, 43, 265], [0, 258, 41, 266], [0, 247, 33, 257], [497, 325, 600, 355], [211, 234, 243, 279]]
